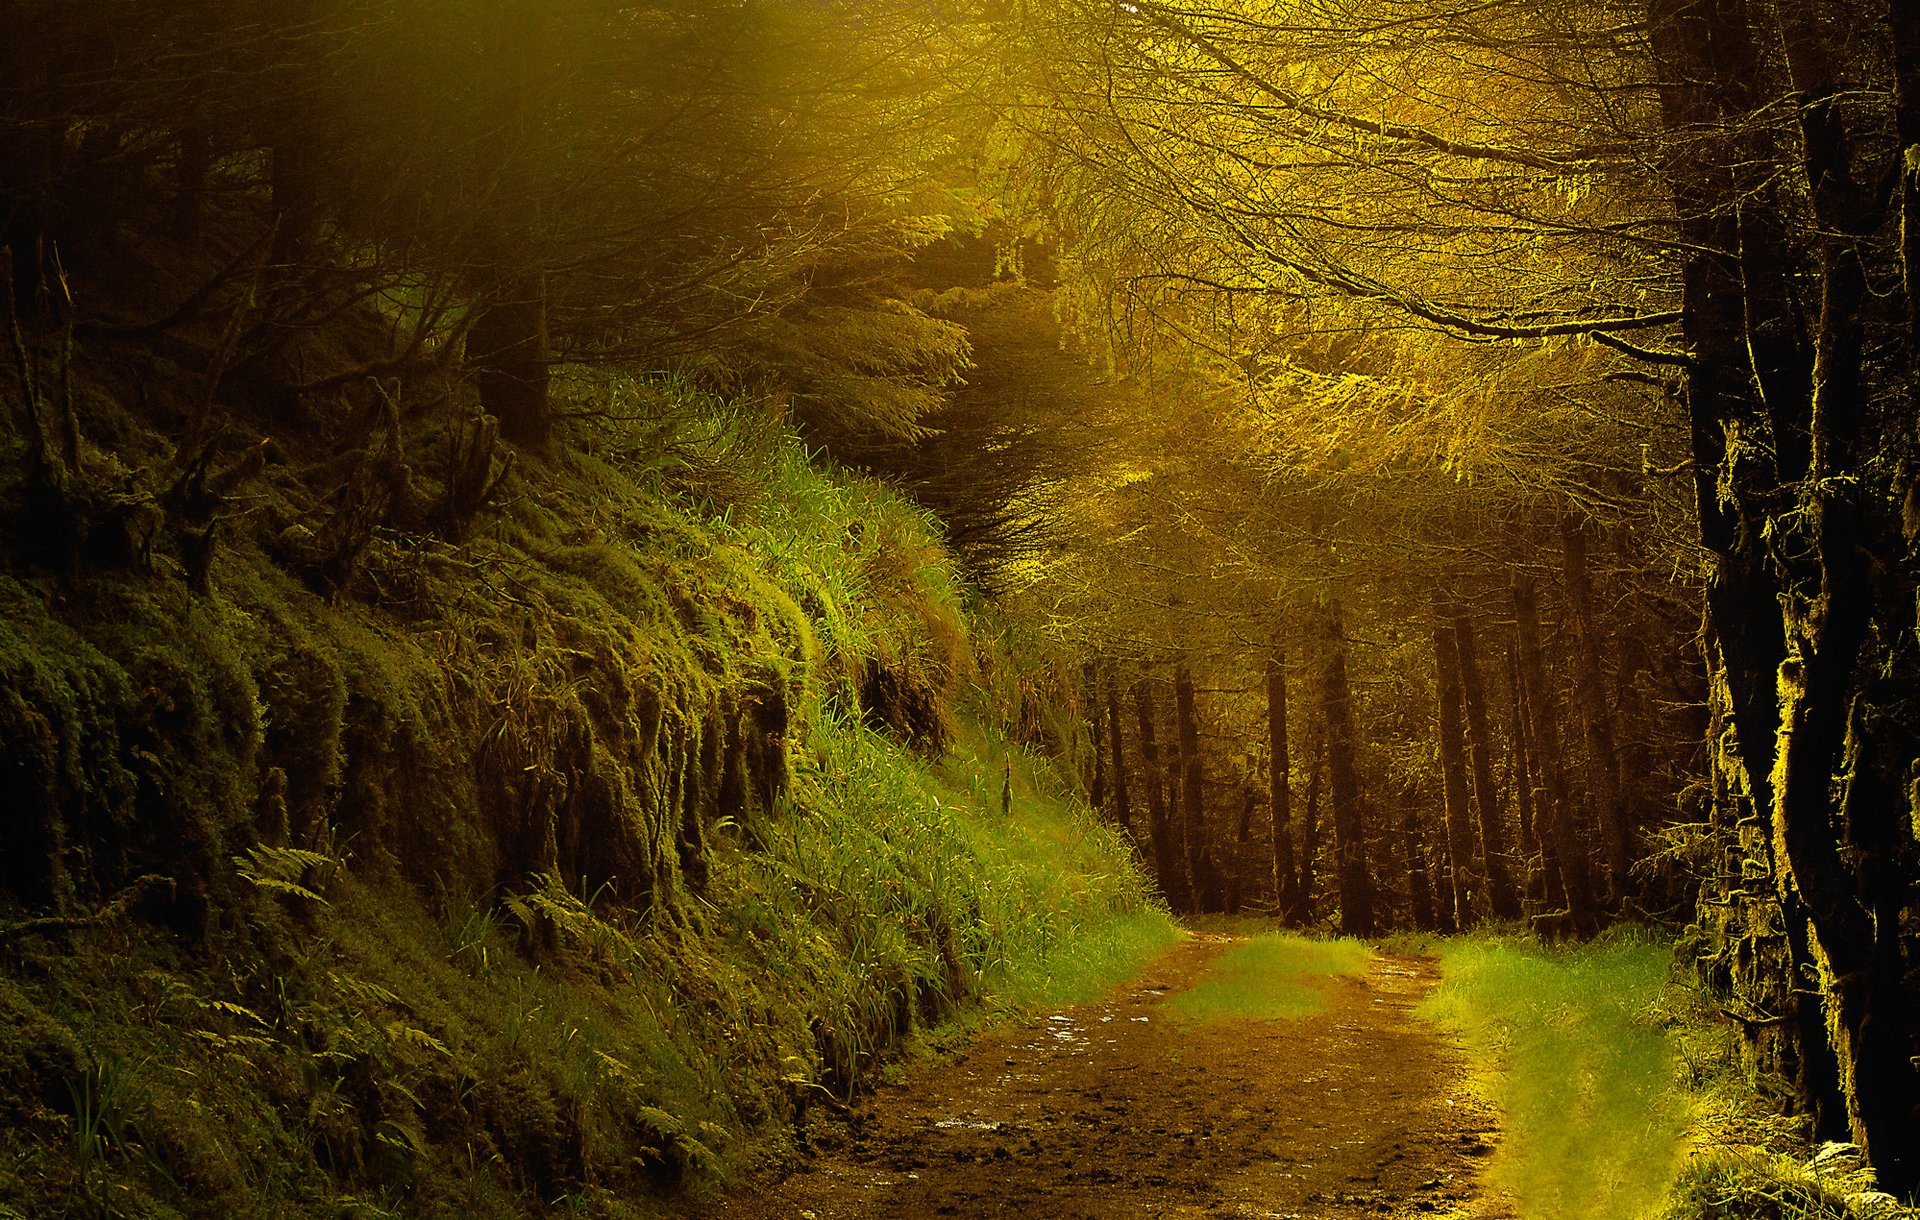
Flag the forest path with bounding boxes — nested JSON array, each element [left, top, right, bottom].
[[697, 933, 1516, 1219]]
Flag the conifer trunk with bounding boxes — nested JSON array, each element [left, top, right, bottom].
[[1321, 606, 1373, 936], [1512, 577, 1594, 932], [1087, 668, 1107, 815], [1505, 633, 1542, 905], [1453, 614, 1522, 920], [1300, 735, 1323, 924], [1561, 517, 1631, 904], [1267, 650, 1304, 925], [1105, 672, 1131, 830], [1433, 622, 1478, 927], [1134, 679, 1187, 910], [1401, 802, 1438, 932], [1174, 661, 1222, 912]]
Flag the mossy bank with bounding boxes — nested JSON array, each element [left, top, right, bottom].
[[0, 313, 1170, 1216]]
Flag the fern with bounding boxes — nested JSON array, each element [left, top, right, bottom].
[[234, 845, 338, 905]]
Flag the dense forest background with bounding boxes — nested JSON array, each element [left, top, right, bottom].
[[1, 0, 1917, 1213]]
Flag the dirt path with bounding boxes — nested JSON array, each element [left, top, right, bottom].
[[699, 934, 1515, 1219]]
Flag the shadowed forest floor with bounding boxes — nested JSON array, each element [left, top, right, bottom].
[[698, 934, 1515, 1219]]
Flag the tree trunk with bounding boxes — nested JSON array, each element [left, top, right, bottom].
[[1401, 801, 1438, 933], [1433, 621, 1478, 927], [1134, 679, 1187, 910], [1561, 516, 1632, 905], [1267, 650, 1304, 925], [1174, 661, 1222, 912], [470, 269, 552, 450], [1105, 671, 1131, 830], [1087, 668, 1107, 815], [1764, 221, 1918, 1193], [1300, 734, 1323, 925], [1650, 0, 1920, 1188], [1453, 613, 1523, 920], [1505, 630, 1542, 906], [1321, 605, 1373, 937], [172, 126, 210, 243], [1512, 577, 1595, 932]]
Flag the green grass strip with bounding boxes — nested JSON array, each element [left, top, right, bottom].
[[1166, 932, 1371, 1022], [1422, 930, 1689, 1220]]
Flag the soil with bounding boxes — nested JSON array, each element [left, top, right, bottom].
[[697, 932, 1517, 1219]]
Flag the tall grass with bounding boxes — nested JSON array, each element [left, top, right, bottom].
[[721, 695, 1176, 1095], [1423, 930, 1689, 1220]]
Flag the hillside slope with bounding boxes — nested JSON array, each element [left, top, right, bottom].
[[0, 271, 1169, 1217]]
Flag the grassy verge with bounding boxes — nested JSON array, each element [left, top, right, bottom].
[[1166, 933, 1370, 1022], [1421, 930, 1689, 1220], [1423, 931, 1920, 1220]]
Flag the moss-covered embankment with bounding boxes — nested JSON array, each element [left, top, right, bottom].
[[0, 316, 1168, 1216]]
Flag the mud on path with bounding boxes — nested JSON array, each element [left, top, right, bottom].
[[698, 933, 1516, 1219]]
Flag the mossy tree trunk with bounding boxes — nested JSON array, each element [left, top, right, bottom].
[[1652, 0, 1920, 1187]]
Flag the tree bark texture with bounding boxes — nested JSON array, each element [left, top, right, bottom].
[[1300, 735, 1322, 925], [1651, 0, 1920, 1189], [1560, 517, 1632, 905], [1512, 577, 1595, 933], [1504, 630, 1541, 904], [1400, 801, 1438, 933], [1087, 669, 1107, 816]]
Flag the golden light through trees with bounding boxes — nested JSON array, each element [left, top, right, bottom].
[[2, 0, 1917, 1201]]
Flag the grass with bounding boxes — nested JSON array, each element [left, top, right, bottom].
[[1422, 929, 1690, 1220], [724, 694, 1176, 1099], [1423, 930, 1920, 1220], [1165, 933, 1371, 1022]]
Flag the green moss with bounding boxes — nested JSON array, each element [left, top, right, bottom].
[[0, 368, 1161, 1216]]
